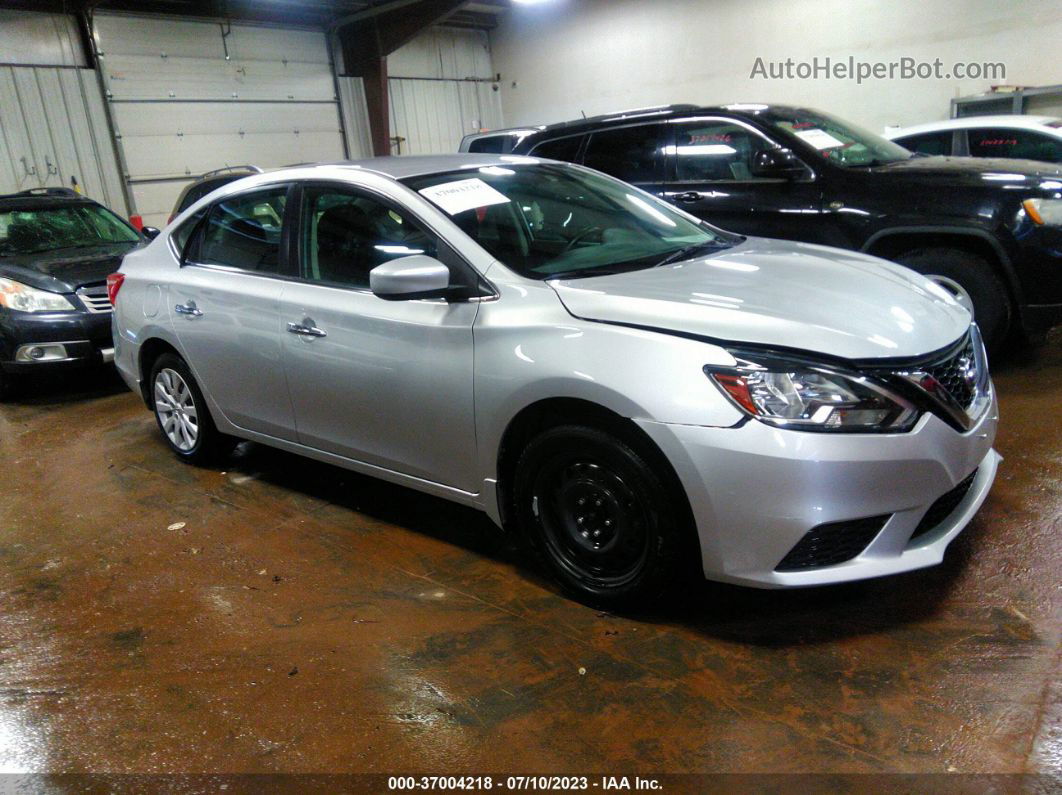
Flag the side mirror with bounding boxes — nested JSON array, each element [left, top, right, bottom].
[[750, 149, 809, 180], [370, 255, 451, 301], [141, 226, 162, 240]]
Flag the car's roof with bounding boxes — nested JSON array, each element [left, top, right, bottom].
[[889, 115, 1062, 138], [280, 154, 545, 181], [507, 103, 834, 143], [0, 188, 98, 210]]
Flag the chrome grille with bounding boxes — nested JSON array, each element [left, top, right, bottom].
[[923, 335, 977, 409], [888, 327, 989, 432], [77, 284, 112, 315]]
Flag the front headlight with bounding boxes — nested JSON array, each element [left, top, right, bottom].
[[0, 277, 76, 313], [1023, 198, 1062, 227], [705, 353, 918, 433]]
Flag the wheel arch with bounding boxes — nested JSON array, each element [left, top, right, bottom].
[[861, 226, 1023, 306], [494, 397, 697, 552], [137, 337, 182, 409]]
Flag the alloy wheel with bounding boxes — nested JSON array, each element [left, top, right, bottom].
[[154, 367, 199, 452]]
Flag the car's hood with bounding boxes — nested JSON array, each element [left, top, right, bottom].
[[870, 155, 1062, 187], [0, 243, 135, 292], [548, 237, 971, 361]]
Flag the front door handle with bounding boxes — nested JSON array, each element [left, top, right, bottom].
[[673, 191, 703, 204], [174, 301, 203, 317], [287, 320, 327, 338]]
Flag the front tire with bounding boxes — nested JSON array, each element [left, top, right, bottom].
[[895, 247, 1011, 350], [513, 424, 691, 609], [149, 353, 232, 465]]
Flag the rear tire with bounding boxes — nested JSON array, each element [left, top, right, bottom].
[[513, 424, 692, 610], [895, 247, 1011, 350], [149, 353, 233, 465]]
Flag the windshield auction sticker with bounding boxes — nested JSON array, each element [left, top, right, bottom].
[[419, 178, 511, 216], [793, 128, 846, 149]]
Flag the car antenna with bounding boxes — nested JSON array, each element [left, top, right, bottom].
[[581, 110, 586, 119]]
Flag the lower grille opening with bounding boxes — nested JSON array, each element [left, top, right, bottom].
[[909, 469, 979, 543], [775, 515, 890, 572]]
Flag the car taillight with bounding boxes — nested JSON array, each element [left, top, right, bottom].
[[107, 273, 126, 305], [129, 215, 144, 231]]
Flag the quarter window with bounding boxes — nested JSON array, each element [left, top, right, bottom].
[[672, 122, 777, 181], [966, 128, 1062, 162], [467, 135, 510, 154], [193, 187, 288, 273], [300, 188, 436, 289], [583, 125, 666, 183]]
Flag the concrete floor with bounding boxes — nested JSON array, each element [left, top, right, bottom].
[[0, 336, 1059, 779]]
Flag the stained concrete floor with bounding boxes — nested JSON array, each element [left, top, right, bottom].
[[0, 336, 1059, 780]]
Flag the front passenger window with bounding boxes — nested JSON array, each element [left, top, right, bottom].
[[300, 188, 437, 288], [195, 187, 288, 272], [672, 122, 778, 181]]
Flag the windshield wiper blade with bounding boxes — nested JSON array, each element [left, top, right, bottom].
[[654, 240, 729, 268]]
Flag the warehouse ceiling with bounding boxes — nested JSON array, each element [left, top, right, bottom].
[[0, 0, 510, 30]]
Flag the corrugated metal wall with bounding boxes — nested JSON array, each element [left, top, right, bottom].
[[0, 9, 85, 67], [0, 11, 500, 222], [336, 27, 502, 158], [386, 27, 503, 154], [0, 11, 127, 214], [0, 67, 126, 213], [93, 14, 348, 227]]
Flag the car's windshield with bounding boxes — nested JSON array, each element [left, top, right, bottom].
[[403, 162, 736, 279], [769, 109, 913, 168], [0, 204, 139, 256]]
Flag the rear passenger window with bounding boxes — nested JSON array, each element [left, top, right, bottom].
[[583, 125, 666, 183], [192, 187, 288, 273], [530, 135, 585, 164], [895, 131, 953, 156]]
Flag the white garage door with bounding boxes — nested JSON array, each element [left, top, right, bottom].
[[93, 14, 347, 227]]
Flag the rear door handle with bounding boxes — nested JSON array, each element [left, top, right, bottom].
[[174, 301, 202, 317], [673, 191, 703, 204], [287, 320, 327, 338]]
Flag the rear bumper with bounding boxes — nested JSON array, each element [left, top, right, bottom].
[[635, 388, 999, 588], [0, 309, 114, 373]]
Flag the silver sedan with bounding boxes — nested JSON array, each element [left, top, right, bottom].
[[110, 155, 998, 607]]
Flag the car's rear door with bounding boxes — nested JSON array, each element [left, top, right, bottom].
[[278, 182, 479, 491], [170, 183, 297, 440], [580, 123, 669, 198]]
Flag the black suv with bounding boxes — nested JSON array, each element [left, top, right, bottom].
[[510, 103, 1062, 348], [0, 188, 143, 397]]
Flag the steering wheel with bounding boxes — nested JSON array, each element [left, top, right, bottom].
[[562, 225, 603, 253]]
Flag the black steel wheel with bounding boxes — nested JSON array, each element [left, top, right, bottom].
[[513, 424, 691, 608]]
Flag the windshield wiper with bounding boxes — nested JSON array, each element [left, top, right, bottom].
[[654, 239, 731, 268]]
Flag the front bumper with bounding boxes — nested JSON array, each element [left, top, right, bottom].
[[0, 309, 114, 373], [636, 388, 999, 588]]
